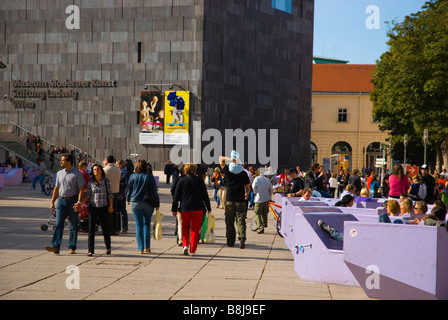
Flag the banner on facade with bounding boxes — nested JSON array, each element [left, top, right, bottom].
[[139, 91, 164, 145], [163, 91, 190, 145]]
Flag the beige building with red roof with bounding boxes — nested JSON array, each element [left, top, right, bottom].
[[311, 63, 390, 173]]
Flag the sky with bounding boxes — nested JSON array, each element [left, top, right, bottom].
[[313, 0, 429, 64]]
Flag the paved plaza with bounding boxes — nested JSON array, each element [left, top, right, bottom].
[[0, 174, 370, 301]]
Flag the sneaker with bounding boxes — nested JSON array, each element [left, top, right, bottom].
[[239, 240, 246, 249], [189, 252, 196, 256], [318, 220, 333, 236], [183, 246, 189, 255], [29, 187, 35, 190]]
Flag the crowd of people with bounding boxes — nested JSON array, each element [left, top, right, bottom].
[[313, 163, 448, 242], [38, 151, 447, 257], [41, 150, 278, 257], [44, 153, 138, 256], [272, 162, 448, 206]]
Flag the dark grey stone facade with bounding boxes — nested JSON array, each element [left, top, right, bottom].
[[0, 0, 313, 170]]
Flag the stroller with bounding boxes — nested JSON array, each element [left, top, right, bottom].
[[78, 201, 90, 233], [40, 209, 57, 231], [40, 201, 90, 232]]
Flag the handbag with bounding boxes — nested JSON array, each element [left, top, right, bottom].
[[204, 213, 215, 243], [153, 209, 164, 240], [144, 174, 158, 207]]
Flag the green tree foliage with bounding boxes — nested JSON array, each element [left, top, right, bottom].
[[371, 0, 448, 163]]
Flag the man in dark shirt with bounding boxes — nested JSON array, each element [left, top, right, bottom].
[[219, 152, 251, 249], [304, 163, 332, 198], [287, 168, 304, 197], [421, 165, 436, 204], [164, 160, 174, 184]]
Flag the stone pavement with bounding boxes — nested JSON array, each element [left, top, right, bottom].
[[0, 175, 370, 301]]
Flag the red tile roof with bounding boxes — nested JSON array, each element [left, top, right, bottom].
[[312, 64, 376, 93]]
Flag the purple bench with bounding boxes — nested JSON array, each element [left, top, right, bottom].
[[277, 192, 448, 297], [343, 221, 448, 300], [1, 168, 23, 186], [291, 212, 360, 286], [277, 196, 329, 250]]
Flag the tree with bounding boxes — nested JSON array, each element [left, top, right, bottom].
[[371, 0, 448, 170]]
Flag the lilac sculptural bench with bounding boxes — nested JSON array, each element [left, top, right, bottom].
[[0, 167, 23, 186], [276, 194, 448, 299], [344, 221, 448, 300]]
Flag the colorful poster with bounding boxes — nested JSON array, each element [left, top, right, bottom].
[[139, 91, 164, 144], [164, 90, 190, 145]]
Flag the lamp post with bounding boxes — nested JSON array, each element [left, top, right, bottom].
[[362, 147, 365, 171], [403, 134, 408, 173], [423, 129, 428, 165]]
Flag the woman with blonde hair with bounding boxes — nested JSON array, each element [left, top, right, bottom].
[[354, 187, 374, 203], [171, 163, 211, 256]]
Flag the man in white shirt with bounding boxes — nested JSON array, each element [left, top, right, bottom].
[[299, 188, 313, 201], [103, 155, 121, 235], [252, 169, 273, 234]]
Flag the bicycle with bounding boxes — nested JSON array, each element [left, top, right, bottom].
[[250, 201, 283, 238], [43, 174, 55, 196]]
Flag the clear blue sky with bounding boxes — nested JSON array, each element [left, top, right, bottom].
[[313, 0, 429, 64]]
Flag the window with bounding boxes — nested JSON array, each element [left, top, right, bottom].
[[137, 42, 142, 63], [338, 108, 348, 122], [272, 0, 292, 13]]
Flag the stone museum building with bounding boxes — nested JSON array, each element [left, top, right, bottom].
[[0, 0, 314, 170]]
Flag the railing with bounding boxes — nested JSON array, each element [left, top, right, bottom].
[[68, 143, 102, 165], [8, 121, 102, 167], [9, 122, 55, 155]]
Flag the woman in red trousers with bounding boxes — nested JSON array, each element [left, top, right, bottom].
[[171, 163, 211, 256]]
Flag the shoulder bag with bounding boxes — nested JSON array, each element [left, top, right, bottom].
[[144, 174, 158, 208]]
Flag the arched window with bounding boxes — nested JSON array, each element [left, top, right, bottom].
[[310, 142, 318, 164], [366, 142, 382, 172], [331, 141, 352, 173]]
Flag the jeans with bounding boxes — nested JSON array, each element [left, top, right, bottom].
[[225, 201, 247, 246], [131, 200, 154, 252], [312, 190, 333, 198], [51, 197, 79, 250], [213, 188, 220, 207], [249, 188, 255, 208], [32, 173, 45, 192], [330, 229, 344, 242]]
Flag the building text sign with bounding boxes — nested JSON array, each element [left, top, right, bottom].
[[9, 79, 117, 108]]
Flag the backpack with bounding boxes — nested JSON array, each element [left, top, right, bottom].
[[418, 183, 427, 200]]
